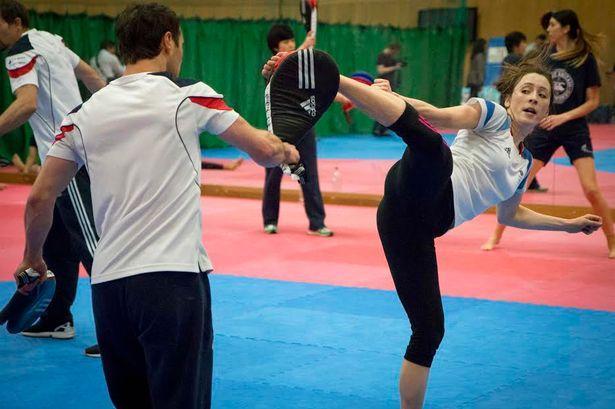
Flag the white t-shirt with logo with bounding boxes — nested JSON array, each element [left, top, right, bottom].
[[450, 98, 532, 227], [47, 72, 240, 284], [5, 29, 82, 161]]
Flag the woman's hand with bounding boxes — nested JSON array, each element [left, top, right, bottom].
[[539, 113, 570, 131], [565, 214, 602, 235]]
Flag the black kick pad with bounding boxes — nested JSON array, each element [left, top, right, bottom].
[[265, 48, 339, 183]]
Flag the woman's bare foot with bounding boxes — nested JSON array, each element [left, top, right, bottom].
[[481, 236, 501, 251], [224, 158, 244, 171], [607, 234, 615, 259]]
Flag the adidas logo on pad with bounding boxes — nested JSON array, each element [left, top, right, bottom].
[[301, 96, 317, 117]]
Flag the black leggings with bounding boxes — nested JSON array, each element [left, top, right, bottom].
[[377, 104, 454, 368]]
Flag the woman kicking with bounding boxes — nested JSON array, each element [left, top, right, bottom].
[[263, 54, 601, 409]]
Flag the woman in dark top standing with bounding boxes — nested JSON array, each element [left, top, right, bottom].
[[482, 10, 614, 258]]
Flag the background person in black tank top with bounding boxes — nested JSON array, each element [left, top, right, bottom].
[[482, 9, 615, 258]]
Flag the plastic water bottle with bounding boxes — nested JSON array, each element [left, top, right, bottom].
[[332, 166, 342, 192]]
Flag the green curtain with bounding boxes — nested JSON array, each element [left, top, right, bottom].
[[1, 12, 466, 156], [179, 19, 467, 146]]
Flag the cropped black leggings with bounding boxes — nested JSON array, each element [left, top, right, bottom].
[[377, 104, 455, 367]]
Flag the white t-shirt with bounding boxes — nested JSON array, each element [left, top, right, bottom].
[[47, 72, 240, 284], [450, 98, 532, 227], [90, 49, 124, 81], [5, 29, 82, 161]]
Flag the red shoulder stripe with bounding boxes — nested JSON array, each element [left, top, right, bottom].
[[7, 56, 37, 79], [54, 125, 75, 143], [60, 124, 74, 133], [189, 97, 232, 111]]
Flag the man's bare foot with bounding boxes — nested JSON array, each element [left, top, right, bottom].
[[224, 158, 244, 171], [0, 183, 7, 191], [481, 236, 500, 251]]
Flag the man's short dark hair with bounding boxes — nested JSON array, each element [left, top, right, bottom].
[[115, 3, 180, 64], [267, 24, 294, 54], [388, 43, 401, 52], [504, 31, 527, 53], [0, 0, 29, 28]]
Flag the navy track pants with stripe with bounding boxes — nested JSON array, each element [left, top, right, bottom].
[[41, 167, 98, 324]]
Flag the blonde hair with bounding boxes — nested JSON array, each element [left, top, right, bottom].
[[549, 10, 605, 68]]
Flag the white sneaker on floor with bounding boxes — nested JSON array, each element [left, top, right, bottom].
[[21, 321, 75, 339], [308, 227, 334, 237], [264, 224, 278, 234]]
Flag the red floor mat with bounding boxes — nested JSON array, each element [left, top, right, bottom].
[[1, 185, 613, 311]]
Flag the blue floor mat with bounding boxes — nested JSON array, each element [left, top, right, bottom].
[[203, 133, 457, 160], [204, 134, 615, 173], [554, 148, 615, 173], [0, 275, 613, 409]]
